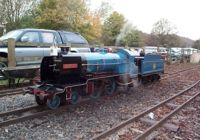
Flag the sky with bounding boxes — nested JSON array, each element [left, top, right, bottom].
[[89, 0, 200, 40]]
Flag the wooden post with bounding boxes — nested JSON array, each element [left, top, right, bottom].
[[7, 38, 16, 67]]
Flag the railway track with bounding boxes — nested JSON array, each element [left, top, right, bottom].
[[0, 96, 97, 128], [0, 87, 24, 98], [91, 80, 200, 140], [0, 105, 67, 128], [161, 64, 200, 80], [0, 65, 199, 98], [0, 87, 23, 94]]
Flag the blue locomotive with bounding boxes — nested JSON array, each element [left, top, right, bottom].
[[26, 48, 164, 109]]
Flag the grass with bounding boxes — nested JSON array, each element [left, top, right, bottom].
[[0, 78, 30, 86], [0, 79, 8, 86]]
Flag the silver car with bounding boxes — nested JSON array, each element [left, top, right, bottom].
[[0, 28, 90, 67]]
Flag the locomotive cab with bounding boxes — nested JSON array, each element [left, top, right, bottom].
[[40, 55, 84, 84]]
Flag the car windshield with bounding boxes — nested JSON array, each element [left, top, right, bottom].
[[0, 30, 23, 41], [61, 32, 87, 44]]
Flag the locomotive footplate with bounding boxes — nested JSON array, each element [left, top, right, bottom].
[[24, 84, 65, 97]]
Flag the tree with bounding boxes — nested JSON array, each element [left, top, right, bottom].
[[167, 34, 186, 47], [193, 39, 200, 49], [144, 34, 158, 46], [35, 0, 104, 44], [35, 0, 87, 30], [101, 11, 125, 46], [80, 14, 102, 44], [151, 18, 177, 47], [116, 22, 143, 47], [125, 29, 143, 47], [93, 2, 112, 21], [0, 0, 39, 31]]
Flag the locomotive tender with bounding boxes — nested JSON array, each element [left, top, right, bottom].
[[26, 48, 164, 109]]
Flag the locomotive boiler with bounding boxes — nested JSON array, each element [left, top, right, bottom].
[[26, 48, 164, 109]]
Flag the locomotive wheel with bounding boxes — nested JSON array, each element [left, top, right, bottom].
[[155, 74, 160, 81], [123, 84, 133, 93], [0, 62, 8, 80], [104, 78, 116, 96], [151, 75, 155, 82], [70, 90, 79, 105], [47, 95, 61, 109], [58, 93, 67, 105], [141, 77, 148, 85], [35, 95, 47, 106], [90, 80, 103, 99], [151, 74, 160, 82]]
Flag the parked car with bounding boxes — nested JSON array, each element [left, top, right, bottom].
[[182, 48, 199, 56], [167, 47, 182, 61], [143, 46, 158, 54], [0, 28, 89, 67], [158, 47, 167, 60]]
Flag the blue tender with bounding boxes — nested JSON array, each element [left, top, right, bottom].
[[140, 54, 164, 76]]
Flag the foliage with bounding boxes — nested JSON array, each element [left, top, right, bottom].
[[0, 0, 109, 44], [101, 11, 125, 46], [93, 1, 112, 21], [193, 39, 200, 49], [167, 34, 186, 47], [152, 18, 177, 35], [0, 0, 39, 31], [151, 18, 178, 47], [144, 34, 158, 46], [80, 14, 102, 44], [35, 0, 106, 44], [35, 0, 87, 30], [116, 22, 143, 47], [143, 33, 193, 48]]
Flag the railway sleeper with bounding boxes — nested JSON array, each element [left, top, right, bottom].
[[139, 118, 180, 132]]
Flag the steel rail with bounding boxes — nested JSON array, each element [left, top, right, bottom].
[[0, 105, 40, 117], [0, 105, 65, 128], [91, 80, 200, 140], [0, 110, 52, 128], [162, 65, 200, 79], [0, 90, 23, 97], [165, 64, 200, 73], [0, 96, 94, 128], [0, 87, 23, 94], [135, 91, 200, 140]]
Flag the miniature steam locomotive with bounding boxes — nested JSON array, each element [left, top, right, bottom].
[[26, 48, 164, 109]]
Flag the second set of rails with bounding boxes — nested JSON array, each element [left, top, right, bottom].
[[92, 80, 200, 140]]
